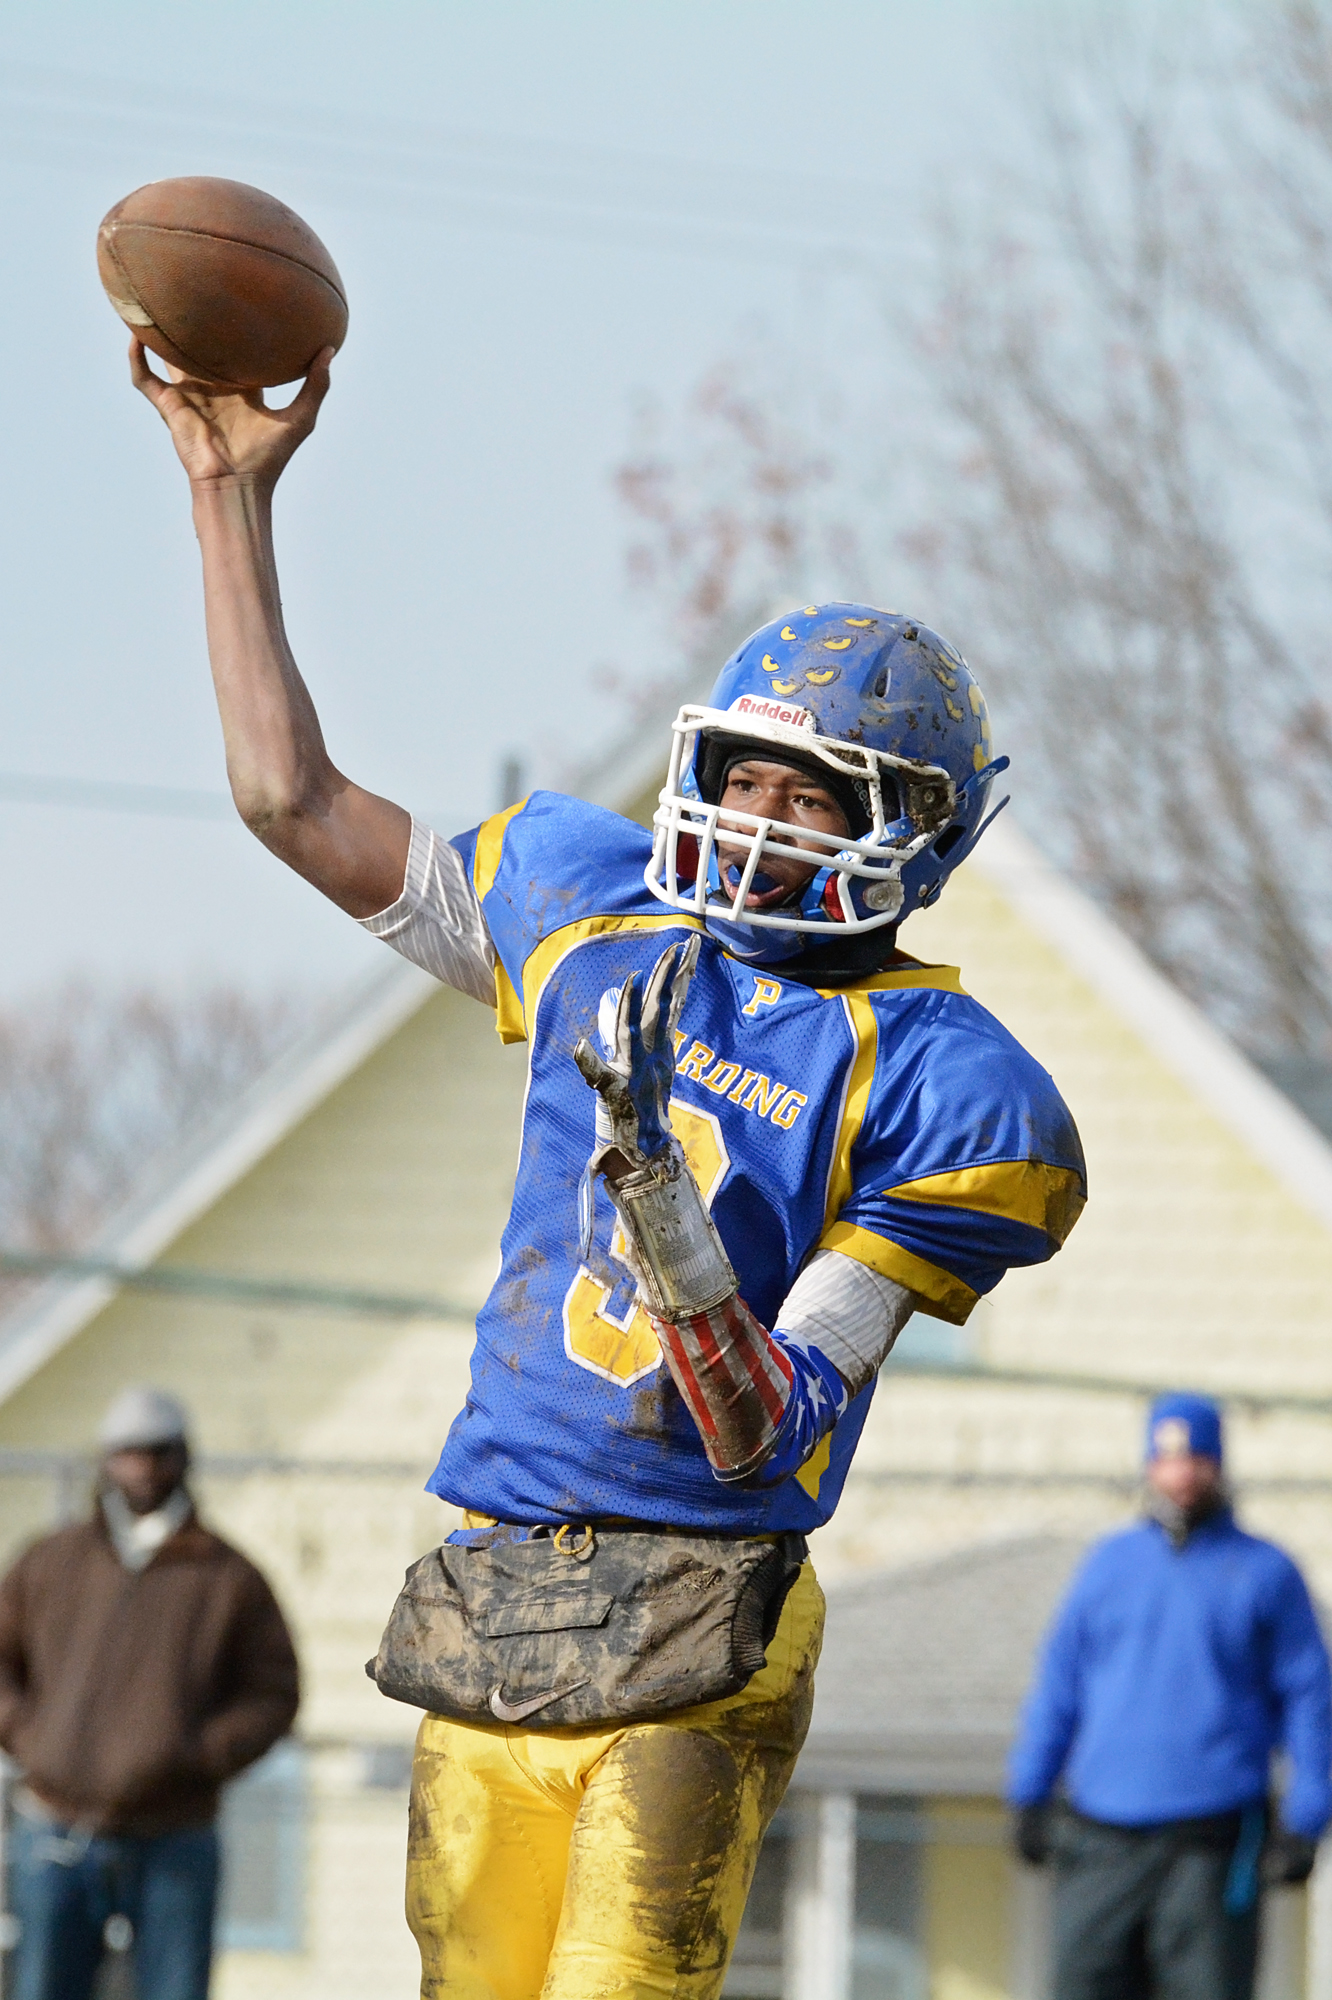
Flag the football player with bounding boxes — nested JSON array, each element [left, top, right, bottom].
[[130, 341, 1085, 2000]]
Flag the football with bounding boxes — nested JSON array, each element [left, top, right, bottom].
[[97, 177, 348, 388]]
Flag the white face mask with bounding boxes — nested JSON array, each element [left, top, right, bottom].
[[645, 702, 955, 939]]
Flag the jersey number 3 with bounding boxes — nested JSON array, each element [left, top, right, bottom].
[[561, 1100, 730, 1386]]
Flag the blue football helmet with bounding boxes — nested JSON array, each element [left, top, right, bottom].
[[644, 602, 1008, 964]]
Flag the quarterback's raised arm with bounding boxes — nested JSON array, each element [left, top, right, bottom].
[[131, 339, 410, 918]]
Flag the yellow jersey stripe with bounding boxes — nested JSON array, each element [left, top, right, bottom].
[[821, 994, 879, 1233], [885, 1160, 1086, 1246], [820, 1219, 980, 1325], [518, 912, 706, 1046], [794, 1432, 832, 1499], [472, 796, 530, 901], [816, 961, 966, 999], [493, 964, 526, 1045]]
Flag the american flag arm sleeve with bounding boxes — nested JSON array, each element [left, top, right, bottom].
[[649, 1294, 795, 1482], [650, 1249, 917, 1486]]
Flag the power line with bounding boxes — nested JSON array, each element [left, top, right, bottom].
[[0, 770, 460, 825], [0, 60, 905, 268], [882, 1357, 1332, 1422], [0, 1444, 423, 1482], [0, 57, 900, 217], [847, 1465, 1332, 1496], [5, 1243, 1332, 1420], [0, 1248, 475, 1322], [0, 771, 234, 820]]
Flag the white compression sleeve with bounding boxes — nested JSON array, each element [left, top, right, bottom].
[[775, 1248, 918, 1397], [357, 818, 497, 1004]]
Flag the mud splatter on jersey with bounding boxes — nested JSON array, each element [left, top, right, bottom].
[[428, 792, 1085, 1532]]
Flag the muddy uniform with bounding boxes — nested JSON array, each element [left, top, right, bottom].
[[362, 791, 1084, 2000]]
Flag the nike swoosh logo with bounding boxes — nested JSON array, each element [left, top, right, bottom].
[[488, 1679, 589, 1723]]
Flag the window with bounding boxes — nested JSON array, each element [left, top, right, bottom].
[[853, 1799, 926, 2000], [217, 1739, 306, 1953], [724, 1794, 927, 2000]]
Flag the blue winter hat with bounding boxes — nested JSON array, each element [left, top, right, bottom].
[[1146, 1393, 1223, 1463]]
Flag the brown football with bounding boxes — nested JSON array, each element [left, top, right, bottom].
[[97, 177, 348, 387]]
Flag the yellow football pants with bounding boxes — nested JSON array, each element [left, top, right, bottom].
[[406, 1559, 824, 2000]]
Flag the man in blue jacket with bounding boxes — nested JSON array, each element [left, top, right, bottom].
[[1008, 1392, 1331, 2000]]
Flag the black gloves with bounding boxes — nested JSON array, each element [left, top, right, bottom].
[[1015, 1803, 1053, 1867], [1010, 1807, 1318, 1882], [1262, 1830, 1319, 1886]]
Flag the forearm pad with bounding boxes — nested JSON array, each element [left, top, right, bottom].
[[607, 1147, 737, 1319]]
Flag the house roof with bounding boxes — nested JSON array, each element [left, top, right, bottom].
[[0, 686, 691, 1405], [0, 669, 682, 1379], [0, 956, 435, 1403], [968, 817, 1332, 1235], [796, 1534, 1088, 1797]]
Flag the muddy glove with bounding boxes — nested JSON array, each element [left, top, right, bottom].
[[573, 936, 733, 1315], [574, 937, 699, 1183], [573, 938, 793, 1481]]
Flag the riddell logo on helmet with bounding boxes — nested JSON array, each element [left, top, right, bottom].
[[728, 694, 813, 730]]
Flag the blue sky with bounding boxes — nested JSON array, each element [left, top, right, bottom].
[[0, 1, 1033, 998]]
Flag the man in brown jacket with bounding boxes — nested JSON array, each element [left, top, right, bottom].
[[0, 1386, 299, 2000]]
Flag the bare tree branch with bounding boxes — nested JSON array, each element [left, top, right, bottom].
[[614, 354, 870, 695], [0, 984, 306, 1314], [908, 4, 1332, 1059], [611, 6, 1332, 1070]]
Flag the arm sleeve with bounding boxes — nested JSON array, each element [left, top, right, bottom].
[[1006, 1580, 1087, 1807], [1268, 1560, 1332, 1838], [357, 817, 497, 1005], [196, 1570, 301, 1784], [775, 1249, 916, 1396], [707, 1251, 915, 1490]]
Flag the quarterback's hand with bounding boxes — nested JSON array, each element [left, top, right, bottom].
[[1262, 1830, 1319, 1886], [130, 337, 333, 490], [1014, 1803, 1053, 1867], [573, 937, 699, 1174]]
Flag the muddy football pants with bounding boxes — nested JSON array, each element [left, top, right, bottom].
[[406, 1558, 824, 2000]]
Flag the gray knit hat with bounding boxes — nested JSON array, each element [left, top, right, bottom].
[[98, 1385, 190, 1454]]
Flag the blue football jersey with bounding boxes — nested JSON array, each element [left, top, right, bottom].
[[429, 791, 1085, 1532]]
